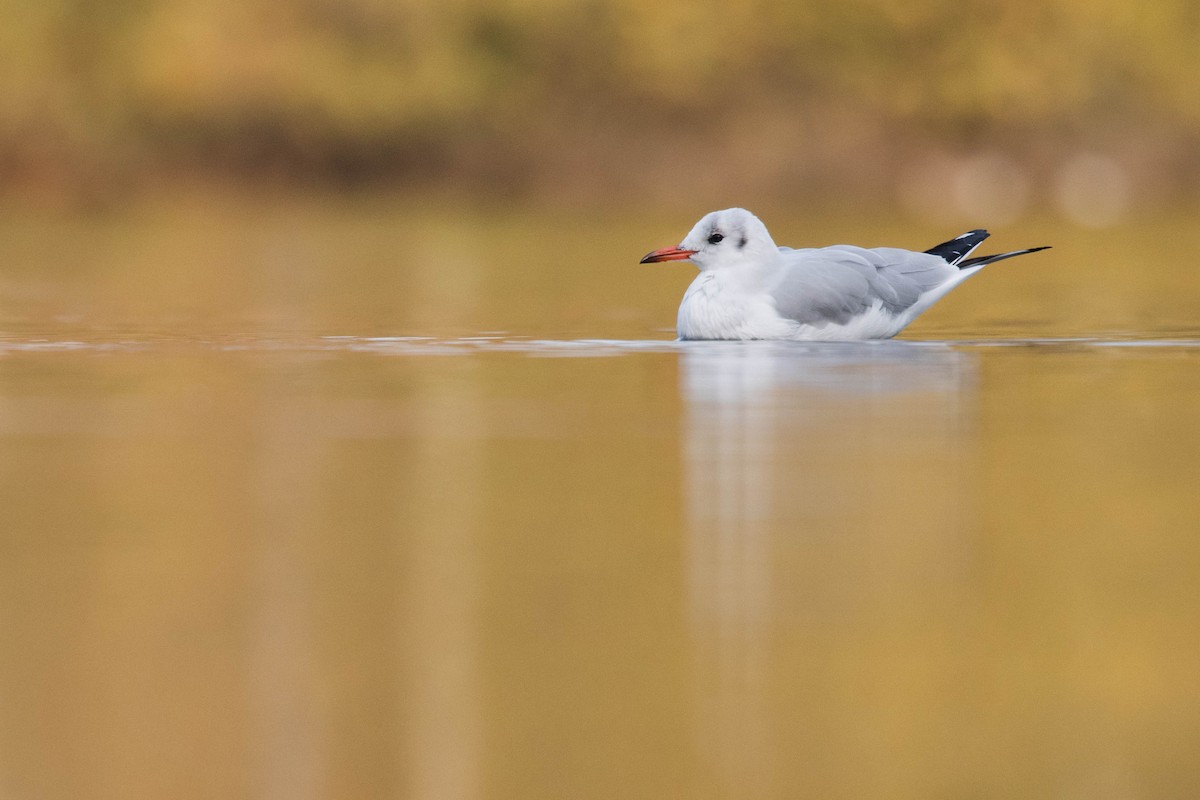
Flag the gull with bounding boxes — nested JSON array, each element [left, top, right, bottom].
[[640, 208, 1049, 340]]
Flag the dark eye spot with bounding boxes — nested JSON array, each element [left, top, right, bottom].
[[707, 232, 724, 245], [738, 236, 748, 249]]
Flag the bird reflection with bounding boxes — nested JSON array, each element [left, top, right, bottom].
[[679, 340, 974, 797]]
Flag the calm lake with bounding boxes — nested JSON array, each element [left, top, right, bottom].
[[1, 198, 1199, 799]]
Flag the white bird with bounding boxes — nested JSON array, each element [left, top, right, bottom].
[[640, 208, 1049, 340]]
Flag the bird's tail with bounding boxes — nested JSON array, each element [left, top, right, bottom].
[[957, 246, 1051, 269]]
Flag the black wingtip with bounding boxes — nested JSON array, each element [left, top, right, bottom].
[[925, 229, 991, 265], [958, 245, 1051, 269]]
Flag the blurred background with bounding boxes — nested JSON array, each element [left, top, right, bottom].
[[1, 0, 1197, 220], [3, 3, 1200, 800]]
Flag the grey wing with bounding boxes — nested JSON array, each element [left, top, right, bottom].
[[769, 246, 957, 326], [868, 246, 960, 295]]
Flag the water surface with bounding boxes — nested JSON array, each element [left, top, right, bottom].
[[1, 203, 1199, 799]]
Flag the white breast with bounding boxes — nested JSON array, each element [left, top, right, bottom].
[[676, 272, 795, 341]]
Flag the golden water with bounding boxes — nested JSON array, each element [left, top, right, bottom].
[[1, 199, 1198, 799]]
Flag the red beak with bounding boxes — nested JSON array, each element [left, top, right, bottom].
[[640, 245, 698, 264]]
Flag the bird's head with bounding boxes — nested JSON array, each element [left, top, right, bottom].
[[640, 208, 778, 272]]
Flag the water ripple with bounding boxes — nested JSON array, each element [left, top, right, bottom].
[[0, 333, 1198, 357]]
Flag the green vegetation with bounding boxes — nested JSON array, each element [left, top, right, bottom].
[[1, 0, 1197, 203]]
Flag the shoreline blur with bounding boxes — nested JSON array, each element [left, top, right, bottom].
[[2, 0, 1198, 215]]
